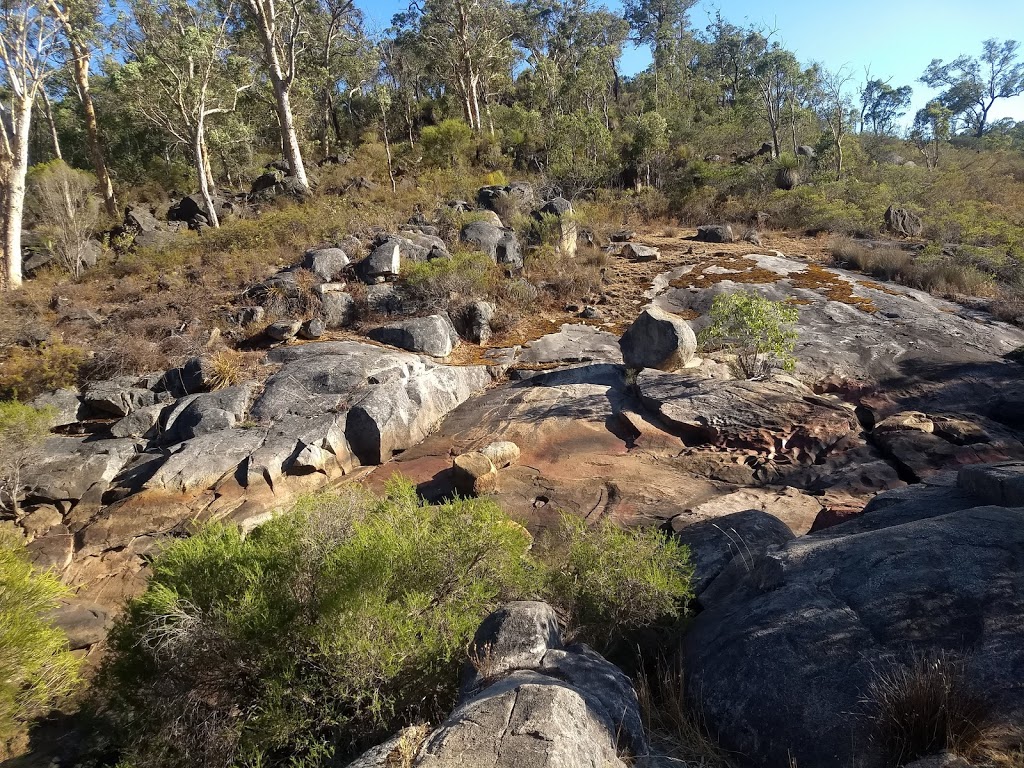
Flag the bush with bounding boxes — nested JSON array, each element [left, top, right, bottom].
[[699, 291, 799, 378], [95, 481, 693, 768], [0, 401, 56, 516], [538, 515, 694, 651], [421, 119, 475, 169], [27, 160, 102, 279], [0, 531, 81, 743], [401, 251, 500, 311], [0, 339, 85, 401]]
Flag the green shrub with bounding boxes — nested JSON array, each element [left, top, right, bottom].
[[699, 291, 799, 379], [0, 401, 56, 515], [539, 515, 694, 651], [95, 481, 694, 768], [0, 339, 85, 402], [401, 251, 500, 311], [0, 531, 81, 742], [96, 481, 535, 767], [421, 119, 475, 169]]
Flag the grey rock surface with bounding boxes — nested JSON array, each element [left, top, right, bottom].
[[619, 305, 697, 370], [367, 315, 458, 357], [349, 601, 645, 768], [460, 221, 523, 269], [681, 465, 1024, 768], [303, 246, 349, 281]]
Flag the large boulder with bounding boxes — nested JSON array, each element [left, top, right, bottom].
[[460, 221, 523, 270], [618, 305, 697, 370], [452, 300, 494, 345], [680, 464, 1024, 768], [368, 315, 458, 357], [82, 377, 160, 417], [695, 224, 736, 243], [884, 205, 923, 238], [348, 601, 646, 768], [303, 247, 349, 281], [318, 287, 356, 329], [159, 384, 254, 445], [533, 197, 577, 257], [359, 239, 401, 283]]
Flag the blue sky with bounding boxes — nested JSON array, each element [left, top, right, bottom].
[[356, 0, 1024, 125]]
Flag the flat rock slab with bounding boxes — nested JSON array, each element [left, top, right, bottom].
[[637, 371, 859, 462], [517, 324, 623, 365], [652, 253, 1024, 416]]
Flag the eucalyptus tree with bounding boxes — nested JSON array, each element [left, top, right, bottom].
[[395, 0, 519, 133], [622, 0, 696, 107], [515, 0, 627, 119], [0, 0, 63, 289], [239, 0, 314, 188], [118, 0, 252, 227], [910, 99, 952, 170], [921, 39, 1024, 137], [746, 34, 802, 157], [44, 0, 117, 216], [859, 77, 912, 135], [302, 0, 366, 157], [812, 65, 855, 180]]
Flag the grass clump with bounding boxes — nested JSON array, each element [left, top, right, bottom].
[[699, 291, 799, 379], [0, 531, 82, 745], [865, 651, 995, 767], [94, 479, 693, 768], [0, 401, 56, 516]]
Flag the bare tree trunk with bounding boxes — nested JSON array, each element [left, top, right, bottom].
[[40, 90, 62, 160], [68, 39, 117, 217], [194, 121, 219, 228], [380, 103, 396, 194], [2, 99, 33, 289]]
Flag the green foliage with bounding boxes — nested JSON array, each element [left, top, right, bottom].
[[401, 251, 500, 310], [0, 401, 56, 515], [539, 515, 694, 650], [96, 480, 694, 767], [96, 481, 533, 767], [699, 291, 799, 378], [421, 119, 475, 168], [0, 531, 81, 741], [0, 340, 85, 402]]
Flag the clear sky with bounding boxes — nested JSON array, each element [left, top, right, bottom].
[[356, 0, 1024, 125]]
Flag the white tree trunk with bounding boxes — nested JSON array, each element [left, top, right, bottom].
[[194, 120, 220, 229], [2, 98, 32, 290], [270, 76, 308, 190]]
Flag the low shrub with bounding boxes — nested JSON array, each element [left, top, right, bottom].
[[401, 251, 500, 312], [0, 401, 56, 515], [0, 530, 81, 743], [95, 481, 693, 768], [526, 245, 604, 301], [0, 339, 85, 401], [538, 514, 694, 651], [699, 291, 799, 379]]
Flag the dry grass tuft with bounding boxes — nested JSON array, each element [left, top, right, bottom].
[[865, 651, 995, 767], [635, 657, 736, 768]]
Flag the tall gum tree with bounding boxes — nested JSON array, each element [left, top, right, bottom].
[[0, 0, 62, 290], [241, 0, 311, 189], [118, 0, 251, 228], [922, 38, 1024, 138], [45, 0, 117, 217]]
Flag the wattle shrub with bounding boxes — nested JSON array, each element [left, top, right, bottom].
[[95, 479, 693, 768]]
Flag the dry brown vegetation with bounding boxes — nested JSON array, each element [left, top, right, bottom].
[[865, 651, 1000, 767]]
